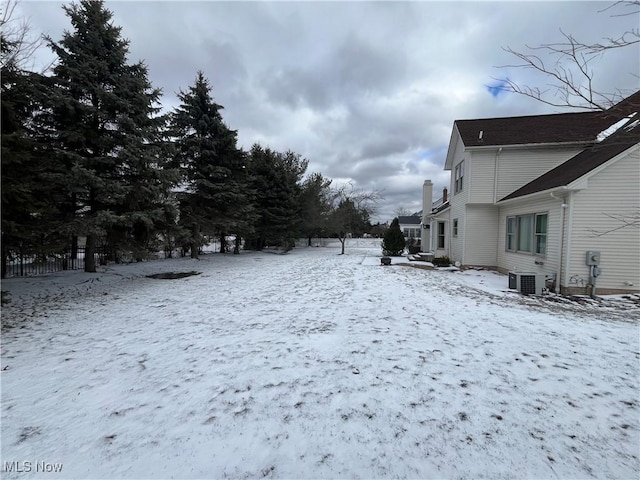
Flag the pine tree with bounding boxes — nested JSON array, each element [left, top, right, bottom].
[[170, 71, 253, 258], [46, 0, 175, 270], [381, 217, 405, 256], [299, 173, 332, 245], [1, 27, 66, 277], [247, 145, 307, 250]]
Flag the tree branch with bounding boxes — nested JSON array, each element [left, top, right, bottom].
[[494, 1, 639, 110], [587, 210, 640, 236]]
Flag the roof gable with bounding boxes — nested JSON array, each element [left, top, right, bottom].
[[499, 119, 640, 202]]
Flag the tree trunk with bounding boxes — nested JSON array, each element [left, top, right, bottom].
[[85, 234, 97, 272], [308, 236, 312, 247], [1, 234, 7, 279], [234, 235, 241, 254], [220, 231, 227, 253], [190, 223, 199, 259], [339, 236, 346, 255], [70, 235, 78, 269]]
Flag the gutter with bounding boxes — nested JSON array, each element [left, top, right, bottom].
[[497, 185, 574, 205], [465, 140, 594, 151]]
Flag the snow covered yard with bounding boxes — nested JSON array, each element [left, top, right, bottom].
[[1, 245, 639, 479]]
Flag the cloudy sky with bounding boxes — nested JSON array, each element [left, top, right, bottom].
[[14, 1, 640, 222]]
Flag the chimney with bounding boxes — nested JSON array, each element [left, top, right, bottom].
[[443, 187, 448, 203], [422, 180, 433, 252], [422, 180, 433, 219]]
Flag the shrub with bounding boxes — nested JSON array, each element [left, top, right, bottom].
[[432, 256, 451, 267], [381, 218, 405, 256]]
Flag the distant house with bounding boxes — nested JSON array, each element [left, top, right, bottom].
[[424, 91, 640, 295], [397, 215, 422, 243]]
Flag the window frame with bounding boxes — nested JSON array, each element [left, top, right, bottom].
[[505, 212, 548, 256], [437, 222, 445, 249], [534, 213, 548, 255], [454, 160, 464, 194], [452, 218, 458, 237]]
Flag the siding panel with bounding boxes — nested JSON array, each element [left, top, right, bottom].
[[496, 147, 583, 199], [464, 205, 499, 265], [449, 151, 469, 264], [469, 151, 496, 203], [565, 149, 640, 292]]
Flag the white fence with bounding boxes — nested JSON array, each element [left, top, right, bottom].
[[294, 238, 382, 249]]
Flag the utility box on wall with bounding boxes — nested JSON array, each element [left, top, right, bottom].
[[586, 251, 601, 266]]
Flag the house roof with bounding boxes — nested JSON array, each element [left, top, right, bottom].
[[431, 201, 450, 215], [455, 111, 609, 148], [454, 90, 640, 148], [397, 215, 421, 225], [500, 117, 640, 201]]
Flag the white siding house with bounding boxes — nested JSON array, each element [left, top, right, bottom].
[[424, 91, 640, 294]]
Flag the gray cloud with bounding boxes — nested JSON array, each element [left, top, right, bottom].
[[15, 1, 640, 222]]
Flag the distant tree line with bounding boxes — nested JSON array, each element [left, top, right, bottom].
[[1, 0, 380, 276]]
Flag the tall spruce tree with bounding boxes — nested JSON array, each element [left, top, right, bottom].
[[247, 145, 307, 250], [46, 0, 175, 271], [170, 71, 252, 258], [299, 172, 332, 245], [1, 36, 65, 277]]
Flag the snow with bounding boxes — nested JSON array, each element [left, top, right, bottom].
[[2, 242, 639, 479], [596, 112, 638, 142]]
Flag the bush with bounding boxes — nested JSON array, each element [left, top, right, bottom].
[[381, 217, 405, 256], [407, 245, 420, 254], [405, 238, 420, 254], [432, 256, 451, 267]]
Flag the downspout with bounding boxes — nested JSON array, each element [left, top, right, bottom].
[[550, 191, 567, 293], [493, 148, 502, 204], [564, 191, 575, 294], [494, 147, 502, 266]]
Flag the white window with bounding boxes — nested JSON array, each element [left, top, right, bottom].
[[437, 222, 445, 249], [535, 214, 548, 255], [506, 213, 548, 255], [506, 217, 516, 251], [454, 161, 464, 194], [517, 214, 534, 252], [452, 218, 458, 237]]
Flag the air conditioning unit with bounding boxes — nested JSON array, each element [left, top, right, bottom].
[[508, 272, 546, 295]]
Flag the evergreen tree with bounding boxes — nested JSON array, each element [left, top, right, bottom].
[[170, 71, 253, 258], [381, 217, 405, 256], [299, 172, 332, 245], [1, 23, 66, 277], [46, 0, 175, 270], [247, 145, 307, 250]]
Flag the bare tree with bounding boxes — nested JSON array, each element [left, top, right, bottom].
[[326, 183, 381, 255], [394, 206, 412, 217], [494, 1, 640, 110], [1, 0, 50, 72]]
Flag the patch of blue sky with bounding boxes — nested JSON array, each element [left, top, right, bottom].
[[418, 146, 447, 160], [486, 80, 509, 98]]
